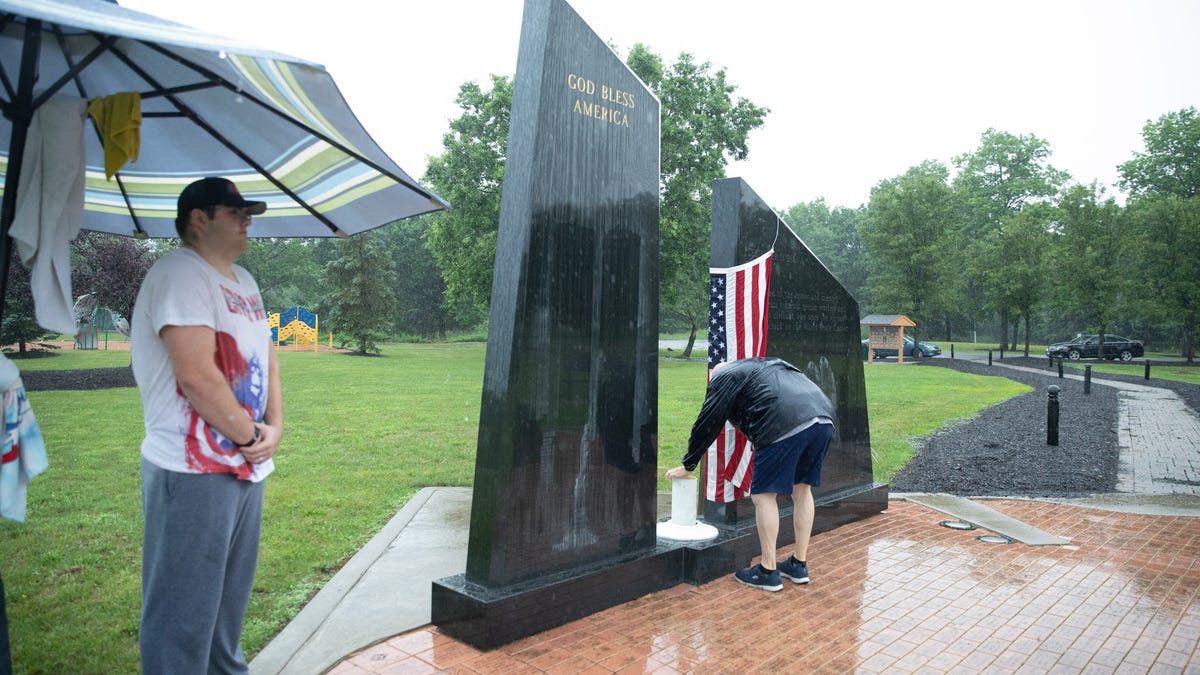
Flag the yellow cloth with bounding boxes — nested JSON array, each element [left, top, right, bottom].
[[87, 92, 142, 179]]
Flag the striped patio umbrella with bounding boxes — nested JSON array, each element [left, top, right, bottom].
[[0, 0, 449, 241]]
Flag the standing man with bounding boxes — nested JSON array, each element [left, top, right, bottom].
[[666, 357, 834, 592], [131, 177, 283, 673]]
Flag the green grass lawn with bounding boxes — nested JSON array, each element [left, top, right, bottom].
[[2, 343, 1026, 673], [1064, 361, 1200, 385]]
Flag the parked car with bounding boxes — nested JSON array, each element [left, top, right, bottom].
[[1046, 334, 1144, 361], [862, 336, 941, 359]]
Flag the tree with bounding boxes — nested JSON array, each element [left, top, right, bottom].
[[379, 216, 467, 339], [322, 232, 397, 355], [1051, 183, 1129, 349], [626, 45, 768, 357], [423, 47, 768, 355], [977, 206, 1051, 356], [1124, 196, 1200, 362], [1, 255, 55, 353], [70, 232, 160, 321], [237, 238, 330, 313], [862, 161, 958, 343], [953, 129, 1068, 348], [782, 200, 869, 306], [423, 75, 512, 314], [1118, 106, 1200, 361], [1119, 106, 1200, 200]]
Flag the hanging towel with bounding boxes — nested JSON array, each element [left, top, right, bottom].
[[87, 92, 142, 179], [9, 95, 87, 336], [0, 355, 48, 523]]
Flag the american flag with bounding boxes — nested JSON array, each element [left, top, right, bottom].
[[705, 249, 773, 503]]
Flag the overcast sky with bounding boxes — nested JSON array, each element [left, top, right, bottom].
[[120, 0, 1200, 210]]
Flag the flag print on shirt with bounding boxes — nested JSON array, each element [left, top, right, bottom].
[[180, 331, 267, 480]]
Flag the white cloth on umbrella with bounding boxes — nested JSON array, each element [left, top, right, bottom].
[[9, 94, 87, 335]]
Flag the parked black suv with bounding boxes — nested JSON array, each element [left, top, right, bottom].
[[1046, 334, 1144, 361]]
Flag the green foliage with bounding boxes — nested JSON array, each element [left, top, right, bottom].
[[2, 257, 56, 352], [423, 75, 512, 312], [238, 238, 335, 314], [1051, 183, 1130, 337], [781, 200, 870, 305], [953, 128, 1069, 221], [69, 232, 160, 320], [979, 205, 1052, 354], [1124, 196, 1200, 360], [862, 161, 958, 339], [322, 233, 398, 354], [377, 217, 465, 339], [628, 45, 768, 353], [1118, 106, 1200, 200], [951, 129, 1069, 347]]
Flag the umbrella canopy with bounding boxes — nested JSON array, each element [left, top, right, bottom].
[[0, 0, 449, 240]]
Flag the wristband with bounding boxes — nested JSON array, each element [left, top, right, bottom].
[[238, 425, 261, 447]]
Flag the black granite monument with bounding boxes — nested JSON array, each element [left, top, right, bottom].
[[431, 0, 668, 648], [705, 177, 887, 528]]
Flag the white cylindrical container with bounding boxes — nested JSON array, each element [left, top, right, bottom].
[[670, 476, 698, 526]]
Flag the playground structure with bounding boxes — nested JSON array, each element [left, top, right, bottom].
[[72, 295, 130, 350], [270, 306, 321, 351]]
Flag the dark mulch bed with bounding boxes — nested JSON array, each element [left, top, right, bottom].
[[890, 357, 1122, 498], [892, 355, 1200, 498], [20, 367, 136, 391]]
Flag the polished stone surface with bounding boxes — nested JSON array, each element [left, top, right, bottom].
[[463, 0, 659, 589], [706, 178, 886, 524], [432, 0, 660, 647]]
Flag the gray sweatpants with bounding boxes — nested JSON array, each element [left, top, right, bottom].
[[139, 458, 265, 675]]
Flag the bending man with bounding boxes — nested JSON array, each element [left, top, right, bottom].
[[666, 357, 834, 592]]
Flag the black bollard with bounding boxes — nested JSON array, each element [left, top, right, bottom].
[[1145, 360, 1151, 381], [1047, 385, 1060, 446], [1084, 364, 1092, 394], [1058, 358, 1063, 378], [951, 344, 955, 359], [988, 350, 992, 366]]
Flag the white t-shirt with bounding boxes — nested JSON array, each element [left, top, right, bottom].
[[131, 248, 273, 482]]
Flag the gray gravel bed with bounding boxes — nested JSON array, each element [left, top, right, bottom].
[[890, 357, 1122, 498]]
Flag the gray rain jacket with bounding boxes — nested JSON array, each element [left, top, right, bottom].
[[680, 357, 835, 472]]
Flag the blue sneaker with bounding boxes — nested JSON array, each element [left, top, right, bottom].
[[735, 564, 783, 592], [778, 558, 809, 584]]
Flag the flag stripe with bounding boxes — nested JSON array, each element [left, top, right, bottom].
[[705, 249, 773, 503]]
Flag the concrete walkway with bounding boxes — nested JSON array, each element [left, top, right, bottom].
[[252, 361, 1200, 674], [250, 488, 472, 675]]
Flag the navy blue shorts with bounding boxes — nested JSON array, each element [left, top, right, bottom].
[[750, 422, 834, 495]]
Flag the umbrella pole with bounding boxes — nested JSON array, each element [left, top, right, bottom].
[[0, 19, 43, 330]]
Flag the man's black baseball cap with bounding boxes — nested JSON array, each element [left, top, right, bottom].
[[176, 177, 267, 220]]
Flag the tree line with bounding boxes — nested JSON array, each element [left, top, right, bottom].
[[794, 109, 1198, 362], [3, 43, 1195, 362]]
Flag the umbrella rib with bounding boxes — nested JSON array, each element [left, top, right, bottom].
[[29, 34, 118, 112], [136, 40, 445, 206]]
